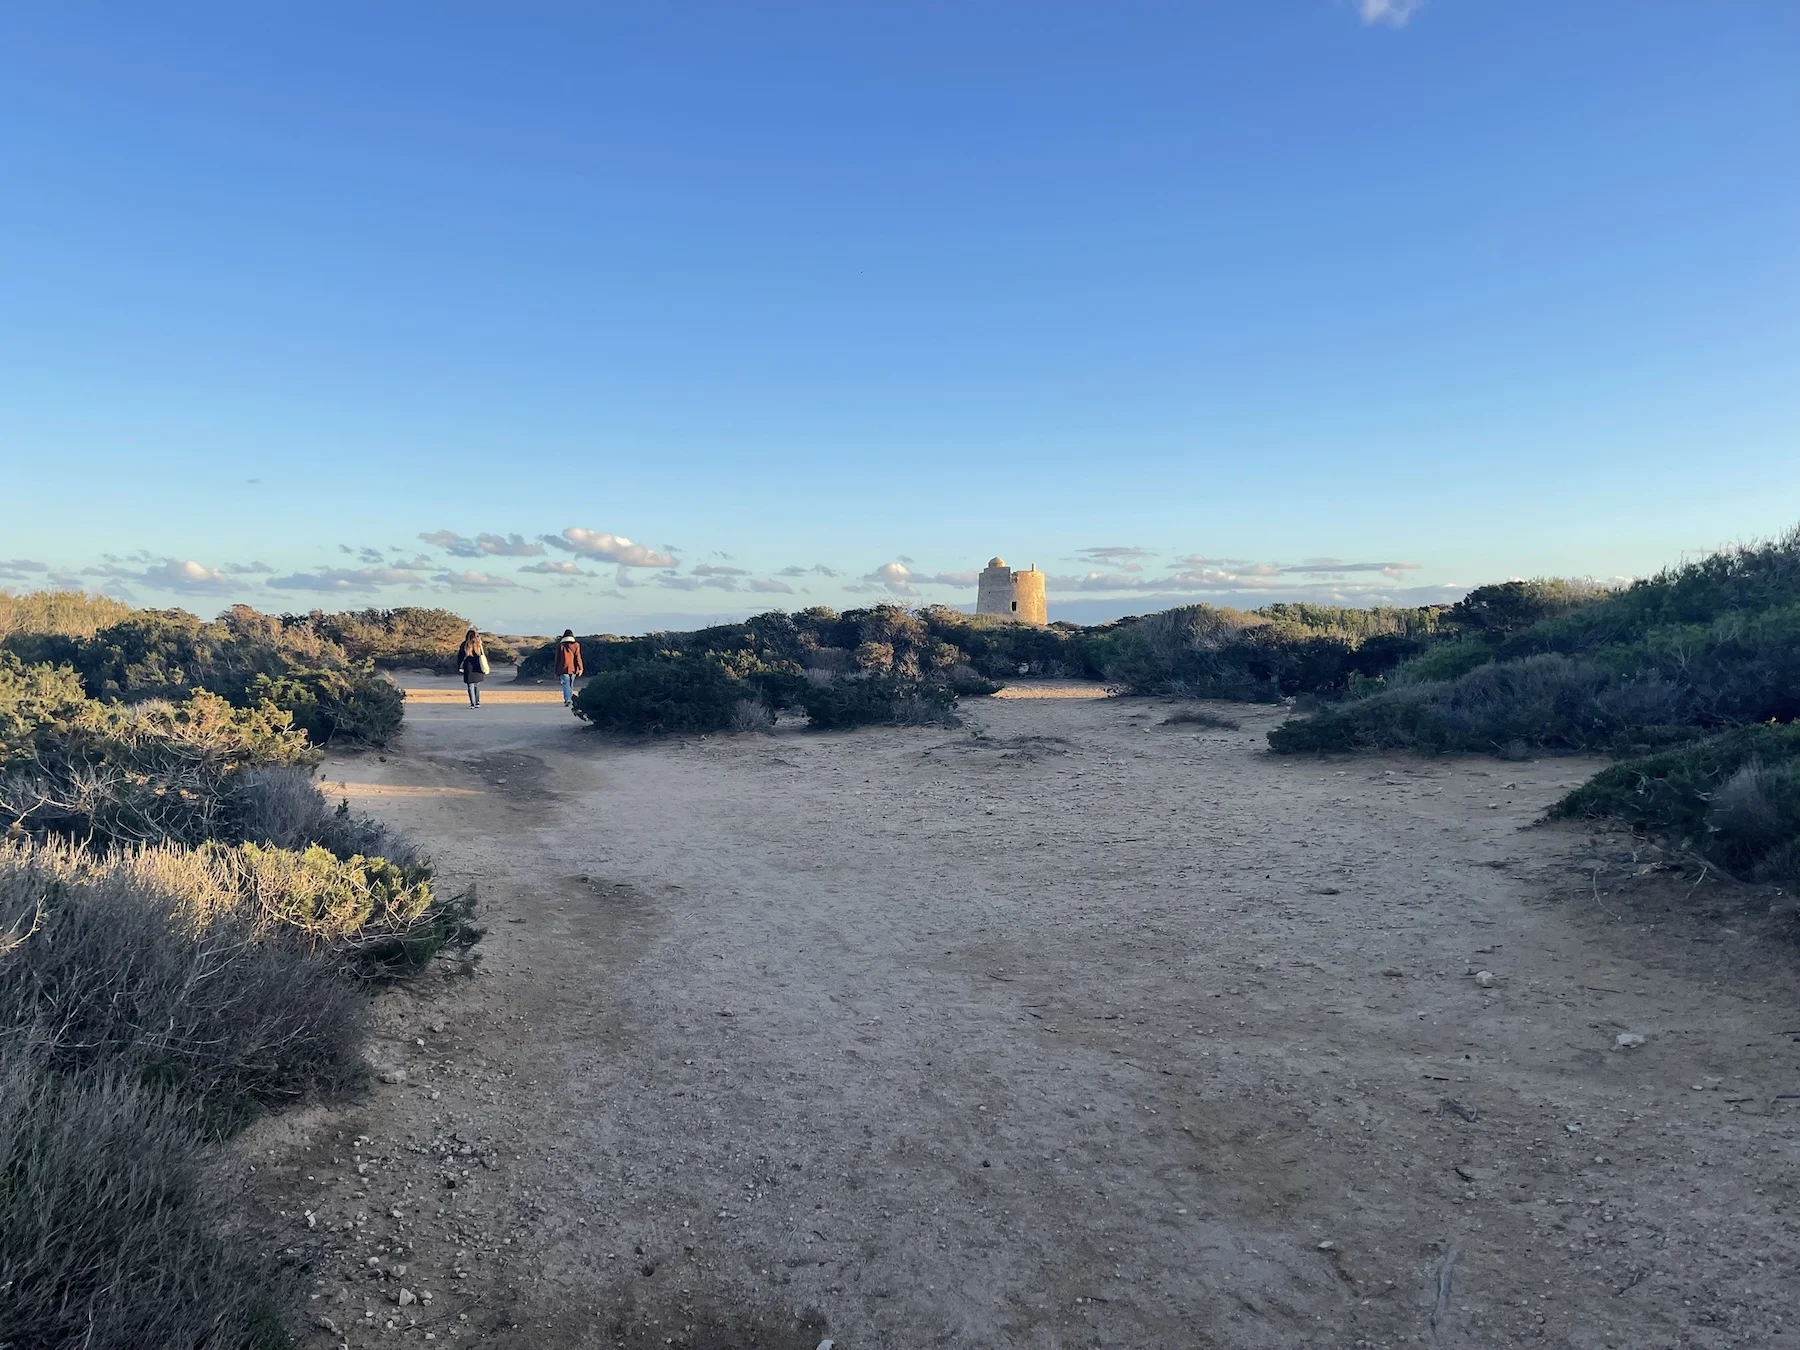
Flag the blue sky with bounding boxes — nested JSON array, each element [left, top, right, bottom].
[[3, 1, 1796, 632]]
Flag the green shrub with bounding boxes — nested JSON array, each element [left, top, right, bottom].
[[800, 674, 959, 730], [250, 668, 405, 747], [1549, 723, 1800, 884], [943, 664, 1004, 697], [1268, 654, 1690, 756], [1274, 530, 1800, 759], [0, 604, 414, 749], [571, 657, 745, 733], [0, 657, 316, 847], [302, 606, 510, 671], [1445, 579, 1611, 634]]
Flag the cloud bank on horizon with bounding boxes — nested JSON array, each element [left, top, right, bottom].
[[0, 525, 1477, 628]]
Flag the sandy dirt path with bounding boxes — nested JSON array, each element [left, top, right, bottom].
[[247, 681, 1800, 1350]]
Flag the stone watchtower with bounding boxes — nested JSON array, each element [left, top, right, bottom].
[[975, 557, 1048, 626]]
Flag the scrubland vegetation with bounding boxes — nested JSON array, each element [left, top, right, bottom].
[[0, 591, 478, 1350], [1268, 530, 1800, 891], [540, 529, 1800, 890]]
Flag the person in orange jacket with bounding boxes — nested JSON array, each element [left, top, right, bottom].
[[552, 629, 584, 706]]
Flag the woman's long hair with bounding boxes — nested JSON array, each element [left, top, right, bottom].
[[460, 628, 483, 656]]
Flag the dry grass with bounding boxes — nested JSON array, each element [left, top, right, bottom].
[[0, 1047, 292, 1350], [2, 837, 474, 977]]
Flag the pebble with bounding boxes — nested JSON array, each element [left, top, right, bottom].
[[1473, 971, 1496, 988], [397, 1288, 417, 1306], [1615, 1032, 1646, 1049]]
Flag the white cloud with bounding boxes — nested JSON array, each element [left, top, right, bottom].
[[421, 530, 545, 558], [1048, 552, 1426, 596], [95, 558, 238, 594], [1074, 546, 1153, 568], [866, 561, 979, 595], [267, 565, 427, 593], [868, 562, 920, 597], [543, 528, 677, 568], [519, 560, 595, 577], [432, 570, 521, 591], [1356, 0, 1423, 27]]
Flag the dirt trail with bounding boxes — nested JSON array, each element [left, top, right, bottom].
[[243, 681, 1800, 1350]]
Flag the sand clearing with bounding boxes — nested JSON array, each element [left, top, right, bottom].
[[245, 679, 1800, 1349]]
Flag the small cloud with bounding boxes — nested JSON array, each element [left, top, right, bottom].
[[519, 560, 595, 577], [432, 570, 522, 591], [419, 530, 545, 558], [0, 558, 49, 581], [691, 564, 749, 578], [867, 562, 920, 597], [779, 564, 840, 578], [657, 575, 704, 592], [1075, 546, 1154, 566], [747, 578, 794, 594], [1355, 0, 1423, 27], [359, 547, 385, 565], [1281, 559, 1421, 578], [542, 528, 677, 568], [126, 558, 238, 594], [222, 561, 274, 576], [267, 565, 428, 593]]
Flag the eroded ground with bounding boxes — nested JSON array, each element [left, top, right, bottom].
[[236, 682, 1800, 1349]]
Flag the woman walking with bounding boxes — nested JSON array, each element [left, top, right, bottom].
[[458, 629, 488, 707]]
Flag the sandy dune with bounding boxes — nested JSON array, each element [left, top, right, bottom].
[[248, 679, 1800, 1350]]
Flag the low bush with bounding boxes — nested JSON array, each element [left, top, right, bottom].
[[1549, 723, 1800, 885], [250, 667, 405, 747], [1269, 654, 1691, 756], [0, 850, 365, 1126], [0, 657, 315, 847], [11, 836, 478, 980], [304, 606, 513, 672], [942, 664, 1004, 697], [0, 1048, 291, 1350], [728, 697, 776, 733], [226, 764, 424, 865], [800, 674, 959, 730], [571, 657, 745, 733], [1, 603, 417, 749]]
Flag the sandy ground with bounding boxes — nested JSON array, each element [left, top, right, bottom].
[[238, 679, 1800, 1350]]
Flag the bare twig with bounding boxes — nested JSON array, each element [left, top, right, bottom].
[[1428, 1241, 1462, 1347]]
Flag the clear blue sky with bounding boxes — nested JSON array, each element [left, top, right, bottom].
[[3, 1, 1796, 632]]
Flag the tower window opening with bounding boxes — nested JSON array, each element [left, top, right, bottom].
[[1011, 601, 1017, 611]]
